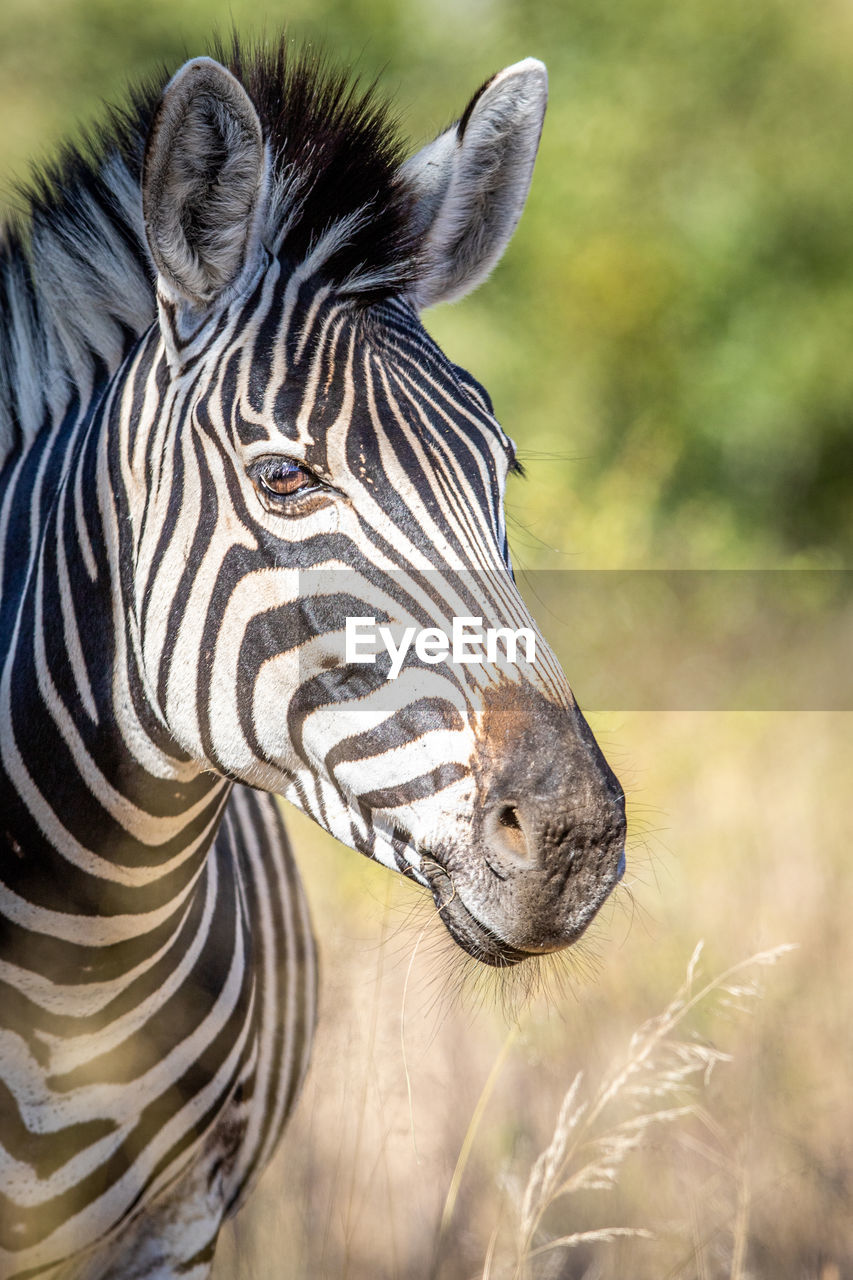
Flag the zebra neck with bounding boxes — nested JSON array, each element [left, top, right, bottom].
[[0, 369, 231, 954]]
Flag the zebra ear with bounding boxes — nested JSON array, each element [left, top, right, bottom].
[[142, 58, 268, 317], [404, 59, 547, 310]]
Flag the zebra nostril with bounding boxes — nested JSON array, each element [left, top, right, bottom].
[[485, 801, 532, 870], [498, 804, 521, 831]]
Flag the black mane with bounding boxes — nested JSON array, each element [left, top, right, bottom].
[[223, 36, 418, 286]]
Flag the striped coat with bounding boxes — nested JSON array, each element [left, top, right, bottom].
[[0, 39, 625, 1278]]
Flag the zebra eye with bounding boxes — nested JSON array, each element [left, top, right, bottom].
[[251, 457, 322, 509]]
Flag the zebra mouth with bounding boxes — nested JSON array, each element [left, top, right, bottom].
[[419, 854, 531, 967]]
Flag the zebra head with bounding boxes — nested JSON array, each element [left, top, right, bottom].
[[133, 48, 626, 966]]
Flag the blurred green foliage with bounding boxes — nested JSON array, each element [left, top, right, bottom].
[[1, 0, 851, 565]]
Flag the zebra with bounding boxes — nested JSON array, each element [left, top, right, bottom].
[[0, 37, 626, 1280]]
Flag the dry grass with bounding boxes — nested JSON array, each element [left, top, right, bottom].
[[214, 711, 853, 1279], [500, 942, 792, 1280]]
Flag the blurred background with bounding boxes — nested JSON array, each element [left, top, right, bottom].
[[1, 0, 851, 1276]]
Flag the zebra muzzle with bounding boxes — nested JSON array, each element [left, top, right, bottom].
[[426, 682, 629, 960]]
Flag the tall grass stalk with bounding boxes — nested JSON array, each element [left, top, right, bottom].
[[439, 1028, 519, 1242], [508, 941, 794, 1280]]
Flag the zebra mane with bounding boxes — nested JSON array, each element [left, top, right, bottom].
[[0, 35, 419, 468]]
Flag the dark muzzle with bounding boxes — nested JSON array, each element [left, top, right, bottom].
[[426, 682, 626, 964]]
